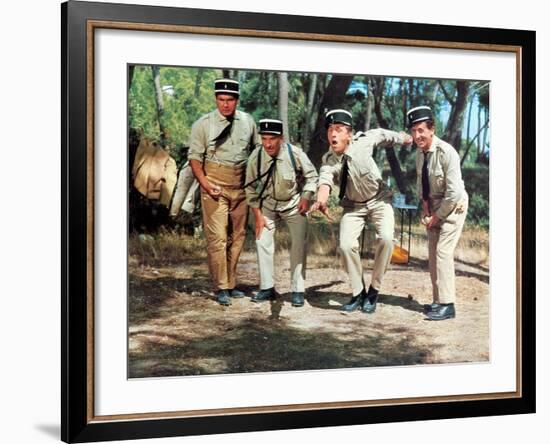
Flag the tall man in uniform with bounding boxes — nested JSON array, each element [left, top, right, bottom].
[[245, 119, 318, 307], [188, 78, 260, 306], [406, 106, 469, 321], [312, 109, 412, 314]]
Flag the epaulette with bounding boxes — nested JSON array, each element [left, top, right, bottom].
[[321, 150, 332, 163]]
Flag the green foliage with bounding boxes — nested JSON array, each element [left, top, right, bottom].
[[129, 65, 220, 166], [463, 164, 489, 228], [128, 65, 490, 230], [467, 192, 489, 228], [129, 66, 159, 139]]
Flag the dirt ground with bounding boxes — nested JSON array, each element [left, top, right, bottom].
[[128, 249, 490, 378]]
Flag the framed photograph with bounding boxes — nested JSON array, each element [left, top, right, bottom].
[[62, 0, 535, 442]]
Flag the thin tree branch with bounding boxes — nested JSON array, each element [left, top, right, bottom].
[[438, 80, 456, 106], [461, 119, 490, 166]]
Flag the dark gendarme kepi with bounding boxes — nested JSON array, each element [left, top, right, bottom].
[[325, 109, 353, 128], [406, 106, 433, 127], [214, 78, 239, 97], [259, 119, 284, 135]]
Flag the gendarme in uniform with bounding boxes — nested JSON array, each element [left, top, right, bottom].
[[245, 119, 318, 307], [408, 105, 469, 320], [188, 78, 260, 305], [317, 109, 411, 313]]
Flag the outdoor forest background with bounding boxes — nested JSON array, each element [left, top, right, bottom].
[[128, 65, 490, 232]]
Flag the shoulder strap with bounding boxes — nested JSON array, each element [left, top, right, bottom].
[[257, 147, 262, 178], [286, 143, 299, 173], [248, 114, 256, 152]]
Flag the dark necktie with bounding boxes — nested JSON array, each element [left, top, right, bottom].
[[213, 117, 233, 143], [338, 155, 349, 200], [257, 158, 277, 206], [422, 152, 430, 201]]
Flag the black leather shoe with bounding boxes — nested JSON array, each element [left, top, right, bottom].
[[229, 288, 245, 298], [423, 303, 441, 313], [217, 290, 232, 306], [291, 292, 305, 307], [362, 286, 379, 314], [251, 288, 275, 302], [426, 303, 455, 320], [341, 289, 366, 312]]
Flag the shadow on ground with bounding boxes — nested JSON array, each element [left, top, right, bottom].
[[407, 257, 489, 284], [129, 315, 435, 378]]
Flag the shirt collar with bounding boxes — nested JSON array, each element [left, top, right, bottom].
[[425, 135, 439, 154], [330, 141, 353, 161], [261, 144, 284, 161], [216, 109, 240, 122]]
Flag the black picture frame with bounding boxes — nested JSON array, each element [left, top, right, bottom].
[[61, 0, 536, 442]]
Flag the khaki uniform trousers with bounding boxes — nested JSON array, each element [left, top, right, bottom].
[[201, 161, 248, 291], [427, 195, 469, 304], [339, 199, 395, 296], [256, 206, 307, 292]]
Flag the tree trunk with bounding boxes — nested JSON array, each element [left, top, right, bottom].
[[308, 74, 354, 166], [307, 74, 324, 152], [443, 80, 469, 152], [430, 80, 440, 106], [371, 76, 406, 193], [277, 72, 290, 142], [151, 65, 167, 146], [194, 68, 203, 97], [364, 77, 373, 131], [301, 73, 318, 150], [477, 100, 482, 159], [481, 107, 489, 160], [128, 65, 135, 90], [464, 97, 474, 163], [401, 79, 408, 129]]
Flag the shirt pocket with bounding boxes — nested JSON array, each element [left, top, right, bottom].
[[236, 126, 252, 148], [431, 164, 445, 193], [355, 161, 380, 198], [278, 164, 296, 198], [357, 161, 376, 181]]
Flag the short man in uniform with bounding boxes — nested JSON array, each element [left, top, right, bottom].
[[188, 78, 260, 306], [245, 119, 318, 307], [312, 109, 412, 313], [407, 106, 469, 321]]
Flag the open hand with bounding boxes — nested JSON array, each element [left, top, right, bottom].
[[310, 201, 333, 221]]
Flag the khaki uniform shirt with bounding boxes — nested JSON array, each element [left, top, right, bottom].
[[318, 129, 408, 205], [245, 143, 318, 212], [188, 109, 260, 167], [416, 135, 466, 219]]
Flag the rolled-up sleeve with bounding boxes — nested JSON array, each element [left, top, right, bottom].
[[297, 150, 318, 199], [187, 119, 208, 163], [368, 128, 407, 148], [435, 149, 463, 219]]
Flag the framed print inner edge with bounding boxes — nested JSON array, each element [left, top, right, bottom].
[[86, 19, 523, 422]]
